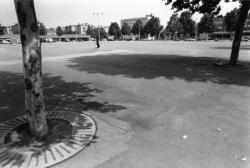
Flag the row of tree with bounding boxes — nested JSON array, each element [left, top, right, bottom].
[[164, 0, 250, 65], [119, 16, 163, 40], [55, 24, 109, 40], [0, 22, 47, 35], [82, 15, 164, 40], [198, 8, 239, 34], [164, 11, 195, 39], [86, 25, 108, 40], [163, 8, 241, 40], [55, 25, 108, 40], [43, 7, 243, 43]]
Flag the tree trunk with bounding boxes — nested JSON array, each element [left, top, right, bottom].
[[14, 0, 48, 137], [229, 1, 250, 65]]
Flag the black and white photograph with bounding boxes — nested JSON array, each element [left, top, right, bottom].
[[0, 0, 249, 167]]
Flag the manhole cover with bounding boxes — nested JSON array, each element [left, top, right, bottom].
[[0, 110, 97, 168]]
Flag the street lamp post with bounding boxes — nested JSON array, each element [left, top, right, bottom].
[[194, 17, 199, 41], [93, 12, 103, 48], [139, 26, 140, 40], [146, 14, 152, 40], [195, 22, 199, 40], [75, 26, 77, 42], [221, 26, 225, 40]]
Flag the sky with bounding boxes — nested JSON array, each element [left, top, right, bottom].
[[0, 0, 239, 28]]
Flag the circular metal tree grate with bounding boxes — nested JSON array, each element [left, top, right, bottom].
[[0, 110, 97, 168]]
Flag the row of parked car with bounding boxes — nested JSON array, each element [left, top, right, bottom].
[[0, 39, 22, 44], [0, 38, 87, 44], [41, 38, 92, 43]]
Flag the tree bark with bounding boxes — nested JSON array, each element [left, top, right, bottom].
[[14, 0, 48, 137], [229, 1, 250, 65]]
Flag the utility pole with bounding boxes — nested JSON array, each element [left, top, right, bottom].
[[139, 26, 140, 40], [75, 25, 77, 42], [93, 12, 103, 48], [146, 14, 152, 40], [194, 17, 199, 41], [195, 22, 199, 40]]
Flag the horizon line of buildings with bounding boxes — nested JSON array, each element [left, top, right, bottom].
[[0, 22, 104, 36], [1, 13, 250, 41], [212, 14, 250, 40], [0, 15, 150, 37], [121, 16, 150, 29]]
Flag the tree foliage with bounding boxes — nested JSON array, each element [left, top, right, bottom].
[[97, 27, 108, 40], [144, 16, 163, 38], [131, 19, 143, 35], [64, 26, 74, 34], [224, 8, 239, 32], [38, 22, 47, 35], [108, 22, 121, 40], [121, 22, 131, 35], [165, 13, 181, 35], [86, 25, 96, 38], [56, 26, 63, 36], [164, 12, 195, 38], [198, 13, 215, 33], [164, 0, 239, 15], [86, 25, 107, 40], [179, 11, 195, 36], [0, 24, 4, 35], [164, 0, 250, 65]]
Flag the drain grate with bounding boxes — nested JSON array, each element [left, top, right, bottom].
[[0, 110, 97, 168]]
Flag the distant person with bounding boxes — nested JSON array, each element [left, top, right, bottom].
[[96, 35, 100, 48]]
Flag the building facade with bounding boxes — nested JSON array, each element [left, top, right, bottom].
[[64, 24, 89, 35], [121, 16, 149, 28], [46, 28, 56, 36], [76, 23, 88, 34], [244, 13, 250, 33], [64, 25, 75, 34], [214, 15, 224, 32], [103, 26, 109, 34], [0, 25, 12, 35], [213, 13, 250, 39]]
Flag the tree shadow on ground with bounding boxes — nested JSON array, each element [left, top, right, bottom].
[[68, 54, 250, 86], [0, 71, 126, 122], [0, 71, 118, 167]]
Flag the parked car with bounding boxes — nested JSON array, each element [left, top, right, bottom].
[[107, 36, 115, 41], [0, 39, 12, 44], [62, 38, 70, 42], [47, 38, 54, 43], [242, 38, 248, 41], [5, 39, 13, 44], [184, 38, 195, 41], [17, 39, 21, 44], [41, 38, 54, 43]]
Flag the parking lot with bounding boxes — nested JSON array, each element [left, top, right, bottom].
[[0, 41, 250, 168]]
